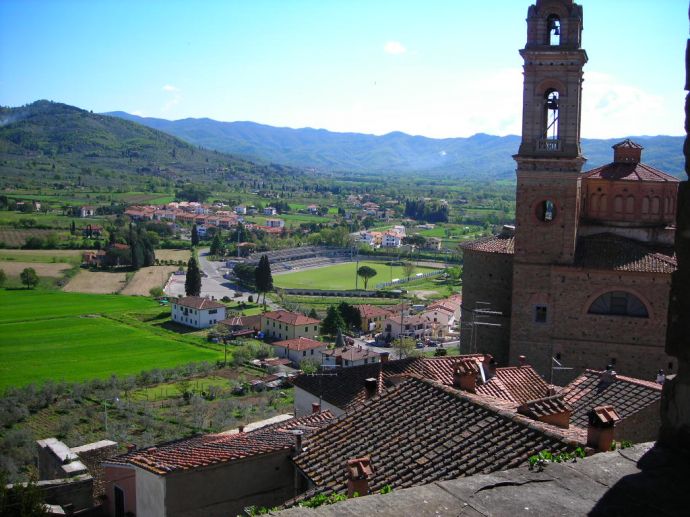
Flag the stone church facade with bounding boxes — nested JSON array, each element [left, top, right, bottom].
[[460, 0, 679, 384]]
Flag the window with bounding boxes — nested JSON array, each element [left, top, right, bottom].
[[536, 200, 556, 222], [314, 326, 318, 331], [535, 305, 548, 323], [652, 197, 661, 215], [547, 14, 561, 46], [303, 351, 306, 357], [590, 193, 599, 213], [114, 486, 125, 517], [543, 90, 560, 141], [626, 196, 635, 214], [614, 195, 623, 214], [310, 349, 314, 355], [588, 291, 649, 318], [642, 197, 650, 214], [305, 327, 308, 332], [209, 309, 217, 314]]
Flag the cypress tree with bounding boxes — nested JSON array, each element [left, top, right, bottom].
[[191, 224, 199, 247], [185, 257, 202, 296], [254, 254, 273, 307]]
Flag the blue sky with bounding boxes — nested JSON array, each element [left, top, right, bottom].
[[0, 0, 686, 138]]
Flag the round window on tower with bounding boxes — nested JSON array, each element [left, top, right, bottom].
[[535, 200, 556, 222]]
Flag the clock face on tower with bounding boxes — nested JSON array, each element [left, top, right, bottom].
[[535, 199, 556, 223]]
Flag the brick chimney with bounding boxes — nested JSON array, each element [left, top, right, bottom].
[[238, 425, 245, 434], [587, 405, 621, 452], [345, 456, 375, 497], [453, 359, 478, 393], [364, 378, 378, 398], [379, 352, 390, 363], [292, 430, 304, 455], [517, 394, 572, 429], [599, 365, 618, 385], [518, 355, 527, 367], [311, 402, 321, 414]]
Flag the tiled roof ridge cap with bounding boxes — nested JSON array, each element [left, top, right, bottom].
[[583, 161, 680, 182], [408, 376, 586, 447], [583, 369, 662, 391]]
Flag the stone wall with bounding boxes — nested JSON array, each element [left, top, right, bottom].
[[71, 440, 118, 499], [614, 401, 661, 444], [460, 249, 513, 365], [37, 474, 94, 513]]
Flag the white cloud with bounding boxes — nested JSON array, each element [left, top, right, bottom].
[[162, 84, 182, 112], [132, 110, 144, 117], [384, 41, 406, 55]]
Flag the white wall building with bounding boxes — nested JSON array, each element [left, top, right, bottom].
[[171, 296, 226, 329]]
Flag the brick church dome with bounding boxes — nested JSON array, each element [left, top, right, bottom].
[[581, 140, 679, 227]]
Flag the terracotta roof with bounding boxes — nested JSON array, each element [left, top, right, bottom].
[[574, 233, 677, 274], [561, 369, 662, 429], [173, 296, 225, 310], [460, 234, 515, 255], [292, 356, 545, 411], [322, 346, 380, 362], [590, 405, 621, 425], [106, 411, 334, 475], [293, 377, 581, 496], [219, 314, 261, 329], [478, 366, 551, 404], [518, 394, 572, 419], [356, 305, 392, 319], [271, 337, 325, 352], [612, 139, 644, 150], [262, 310, 320, 326], [583, 162, 679, 182]]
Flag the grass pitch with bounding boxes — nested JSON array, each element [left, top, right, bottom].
[[273, 260, 439, 290], [0, 290, 221, 390]]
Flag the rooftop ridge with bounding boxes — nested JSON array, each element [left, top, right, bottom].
[[582, 369, 662, 391]]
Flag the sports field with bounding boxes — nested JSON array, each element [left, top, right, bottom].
[[0, 290, 221, 390], [273, 260, 439, 290]]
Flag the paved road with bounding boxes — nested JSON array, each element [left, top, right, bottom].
[[350, 336, 461, 360], [165, 249, 279, 310]]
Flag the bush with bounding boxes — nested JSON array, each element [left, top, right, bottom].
[[149, 286, 164, 298]]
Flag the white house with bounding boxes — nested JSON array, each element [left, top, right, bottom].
[[263, 207, 277, 216], [381, 231, 402, 248], [234, 205, 247, 215], [266, 218, 285, 228], [171, 296, 226, 329], [269, 337, 328, 367], [80, 206, 96, 218]]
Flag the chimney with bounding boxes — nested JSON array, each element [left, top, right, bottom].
[[345, 456, 375, 498], [518, 355, 527, 367], [379, 352, 390, 363], [481, 354, 497, 380], [587, 405, 621, 452], [453, 360, 478, 393], [292, 430, 304, 455], [364, 378, 378, 398], [238, 425, 245, 434], [599, 365, 618, 385], [126, 444, 137, 453], [311, 402, 321, 414]]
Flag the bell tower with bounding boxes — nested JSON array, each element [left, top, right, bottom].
[[509, 0, 587, 374], [513, 0, 587, 264]]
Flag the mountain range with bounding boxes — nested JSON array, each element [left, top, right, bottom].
[[107, 111, 685, 180]]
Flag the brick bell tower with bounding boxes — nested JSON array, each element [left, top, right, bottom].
[[509, 0, 587, 373]]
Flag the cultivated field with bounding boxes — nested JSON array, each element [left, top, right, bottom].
[[0, 249, 84, 263], [155, 249, 191, 262], [63, 270, 128, 294], [120, 265, 178, 296], [0, 229, 64, 247], [273, 260, 439, 290], [0, 260, 72, 278], [0, 290, 221, 389]]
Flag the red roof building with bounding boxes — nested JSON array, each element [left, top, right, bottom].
[[261, 311, 320, 342]]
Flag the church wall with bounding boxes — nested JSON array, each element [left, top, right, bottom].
[[510, 267, 676, 383], [460, 249, 513, 364]]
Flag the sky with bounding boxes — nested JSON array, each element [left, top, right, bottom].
[[0, 0, 687, 139]]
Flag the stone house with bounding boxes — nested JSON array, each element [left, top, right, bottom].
[[261, 310, 320, 341], [321, 345, 382, 369], [171, 296, 226, 329]]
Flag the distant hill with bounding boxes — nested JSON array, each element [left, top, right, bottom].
[[0, 101, 304, 192], [107, 111, 685, 179]]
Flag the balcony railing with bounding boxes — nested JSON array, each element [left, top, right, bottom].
[[537, 139, 562, 152]]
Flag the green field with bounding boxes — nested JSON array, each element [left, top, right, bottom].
[[0, 290, 221, 390], [273, 260, 439, 290]]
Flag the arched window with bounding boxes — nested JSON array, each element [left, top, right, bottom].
[[588, 291, 649, 318], [547, 14, 561, 46], [652, 197, 660, 215], [590, 193, 598, 213], [614, 195, 623, 214], [600, 194, 608, 212], [543, 89, 560, 142], [625, 196, 635, 214], [641, 197, 650, 214], [664, 197, 670, 214]]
